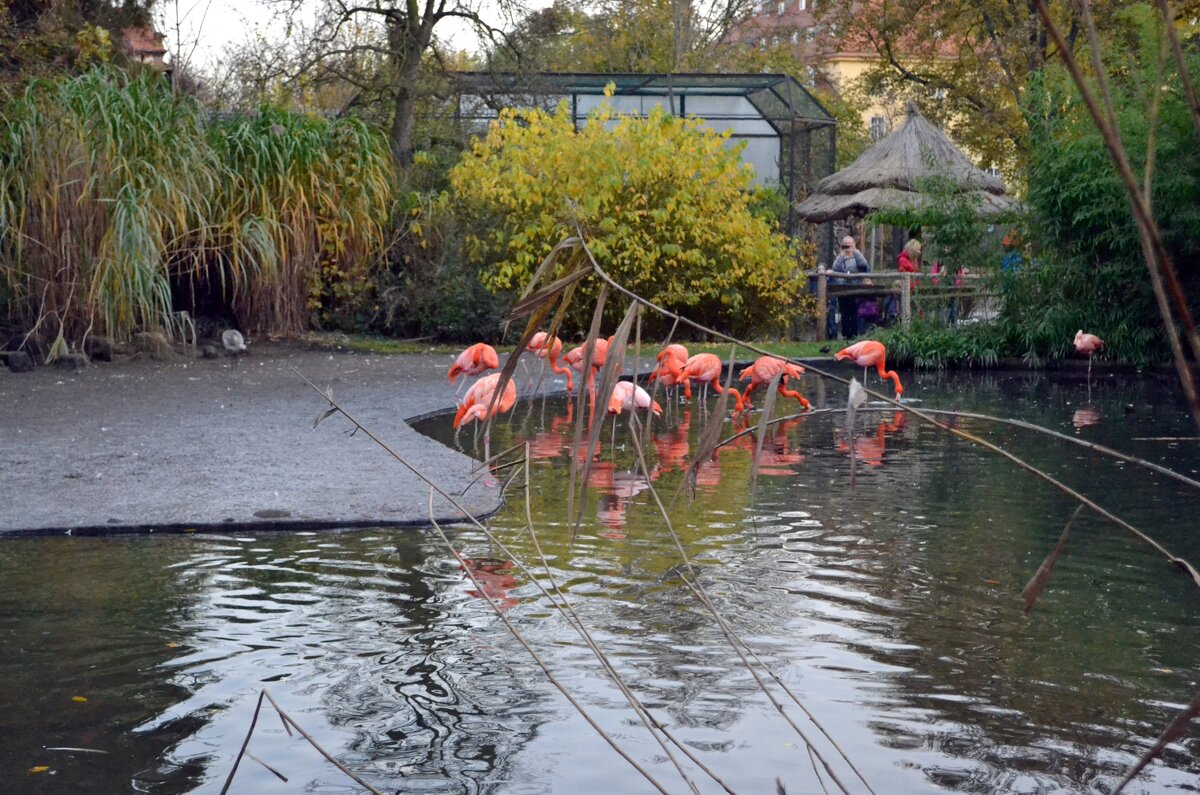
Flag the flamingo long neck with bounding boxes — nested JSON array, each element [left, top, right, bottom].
[[875, 363, 904, 396]]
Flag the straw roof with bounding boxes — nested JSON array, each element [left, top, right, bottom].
[[794, 102, 1018, 223]]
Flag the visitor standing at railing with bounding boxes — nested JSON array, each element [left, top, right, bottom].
[[898, 239, 921, 286], [831, 236, 871, 339], [889, 238, 922, 324]]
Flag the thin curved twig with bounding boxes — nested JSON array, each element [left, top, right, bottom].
[[301, 370, 673, 793]]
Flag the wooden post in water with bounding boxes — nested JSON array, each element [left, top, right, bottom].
[[816, 269, 828, 342], [900, 272, 912, 328]]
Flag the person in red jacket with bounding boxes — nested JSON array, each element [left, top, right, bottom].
[[897, 238, 921, 287]]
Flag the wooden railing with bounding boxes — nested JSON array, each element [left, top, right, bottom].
[[809, 269, 992, 341]]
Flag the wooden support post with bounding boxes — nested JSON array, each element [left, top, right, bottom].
[[900, 272, 912, 328], [816, 269, 828, 342]]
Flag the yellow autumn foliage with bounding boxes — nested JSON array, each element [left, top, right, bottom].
[[449, 99, 812, 335]]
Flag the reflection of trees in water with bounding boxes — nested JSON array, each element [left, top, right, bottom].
[[411, 377, 1200, 790], [296, 540, 549, 791], [0, 538, 207, 793], [729, 392, 1199, 789], [127, 532, 556, 792], [765, 377, 1200, 790]]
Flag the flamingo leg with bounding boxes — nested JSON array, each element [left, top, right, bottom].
[[740, 382, 757, 410], [778, 386, 812, 412]]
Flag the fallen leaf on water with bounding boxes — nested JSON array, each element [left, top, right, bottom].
[[165, 642, 180, 649], [71, 696, 87, 703], [29, 766, 50, 774], [984, 579, 1001, 585]]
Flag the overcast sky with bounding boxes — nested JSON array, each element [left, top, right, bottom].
[[156, 0, 498, 73]]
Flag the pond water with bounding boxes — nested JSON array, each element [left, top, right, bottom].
[[2, 369, 1198, 794]]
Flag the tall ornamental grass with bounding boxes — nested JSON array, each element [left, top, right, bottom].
[[0, 68, 219, 352], [209, 107, 393, 335], [0, 68, 394, 356]]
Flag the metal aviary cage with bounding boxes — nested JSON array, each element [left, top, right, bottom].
[[444, 72, 837, 235]]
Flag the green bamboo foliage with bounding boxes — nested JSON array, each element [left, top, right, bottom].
[[0, 68, 394, 355]]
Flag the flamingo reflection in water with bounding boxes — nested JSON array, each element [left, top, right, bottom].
[[1072, 406, 1102, 429], [736, 416, 807, 476], [527, 401, 575, 461], [458, 557, 520, 611], [590, 462, 653, 539], [650, 409, 692, 479], [836, 411, 907, 468]]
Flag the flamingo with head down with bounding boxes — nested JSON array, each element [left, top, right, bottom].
[[454, 372, 518, 465], [562, 337, 611, 397], [526, 332, 574, 391], [739, 356, 811, 412], [677, 353, 742, 408], [648, 344, 692, 399], [448, 342, 499, 399], [834, 340, 903, 398], [454, 373, 517, 428], [607, 380, 663, 417]]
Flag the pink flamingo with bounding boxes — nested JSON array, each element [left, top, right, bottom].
[[1074, 330, 1104, 384], [459, 557, 520, 611], [739, 356, 811, 412], [454, 372, 518, 464], [607, 380, 663, 417], [454, 373, 517, 428], [834, 340, 904, 397], [648, 344, 692, 399], [448, 343, 499, 399], [678, 353, 742, 409], [562, 337, 611, 397], [526, 332, 574, 391]]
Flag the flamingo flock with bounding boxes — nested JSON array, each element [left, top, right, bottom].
[[442, 327, 1105, 469], [444, 333, 903, 429], [446, 327, 1105, 417]]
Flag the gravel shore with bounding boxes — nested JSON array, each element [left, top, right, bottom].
[[0, 341, 566, 536]]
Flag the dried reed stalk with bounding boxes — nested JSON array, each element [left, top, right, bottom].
[[1021, 505, 1085, 614], [565, 238, 1200, 591], [303, 372, 673, 793]]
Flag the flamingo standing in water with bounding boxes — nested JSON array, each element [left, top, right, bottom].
[[448, 343, 499, 399], [605, 380, 662, 454], [454, 373, 517, 428], [562, 337, 610, 400], [677, 353, 742, 409], [834, 340, 904, 398], [1074, 330, 1104, 385], [739, 356, 811, 412], [454, 372, 517, 462], [607, 380, 663, 417], [526, 332, 574, 392], [648, 344, 692, 400]]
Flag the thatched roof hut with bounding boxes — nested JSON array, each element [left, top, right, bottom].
[[794, 102, 1018, 223]]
